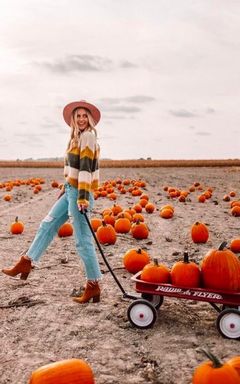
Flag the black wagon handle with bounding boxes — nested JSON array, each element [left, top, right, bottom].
[[82, 209, 136, 299]]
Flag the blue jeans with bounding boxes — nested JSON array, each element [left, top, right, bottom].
[[27, 183, 102, 281]]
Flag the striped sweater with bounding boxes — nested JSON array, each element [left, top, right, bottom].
[[64, 130, 100, 206]]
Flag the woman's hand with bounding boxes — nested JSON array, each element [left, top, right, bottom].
[[77, 203, 88, 213], [57, 187, 65, 200]]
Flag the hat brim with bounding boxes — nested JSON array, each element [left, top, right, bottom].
[[63, 101, 101, 127]]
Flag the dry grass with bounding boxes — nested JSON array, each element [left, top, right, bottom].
[[0, 159, 240, 168]]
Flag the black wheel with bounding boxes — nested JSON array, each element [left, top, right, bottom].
[[127, 299, 157, 329], [141, 293, 164, 310], [216, 308, 240, 339]]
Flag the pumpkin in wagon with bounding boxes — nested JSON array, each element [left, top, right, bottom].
[[171, 251, 201, 288], [201, 241, 240, 291], [141, 258, 170, 284]]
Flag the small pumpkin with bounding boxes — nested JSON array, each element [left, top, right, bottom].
[[51, 180, 59, 188], [58, 223, 73, 237], [145, 202, 155, 213], [90, 217, 102, 232], [131, 221, 149, 240], [96, 221, 117, 245], [231, 206, 240, 217], [29, 358, 95, 384], [4, 194, 12, 201], [141, 258, 170, 284], [160, 208, 174, 219], [230, 239, 240, 253], [192, 349, 240, 384], [123, 248, 150, 274], [10, 216, 24, 235], [201, 241, 240, 291], [191, 222, 209, 243], [171, 252, 201, 288]]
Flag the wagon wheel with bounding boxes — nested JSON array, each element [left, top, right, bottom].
[[127, 299, 157, 329], [216, 308, 240, 339], [141, 293, 164, 310]]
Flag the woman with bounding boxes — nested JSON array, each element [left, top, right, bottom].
[[2, 100, 102, 304]]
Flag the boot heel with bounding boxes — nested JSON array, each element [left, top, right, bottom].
[[20, 272, 29, 280], [93, 295, 100, 303]]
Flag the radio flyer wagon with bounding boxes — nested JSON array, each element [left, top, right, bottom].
[[128, 272, 240, 339], [83, 211, 240, 340]]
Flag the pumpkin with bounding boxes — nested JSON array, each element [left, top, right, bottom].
[[132, 203, 142, 213], [29, 358, 95, 384], [111, 204, 123, 216], [198, 194, 206, 203], [139, 198, 148, 208], [160, 208, 174, 219], [171, 252, 201, 288], [201, 241, 240, 291], [58, 223, 73, 237], [131, 221, 149, 240], [230, 239, 240, 253], [231, 206, 240, 217], [145, 202, 155, 213], [114, 217, 131, 233], [90, 218, 102, 232], [123, 248, 150, 274], [10, 216, 24, 235], [191, 222, 209, 243], [51, 180, 59, 188], [192, 349, 240, 384], [103, 212, 116, 226], [141, 258, 170, 284], [132, 213, 145, 222], [4, 194, 12, 201], [96, 221, 116, 245], [228, 356, 240, 377]]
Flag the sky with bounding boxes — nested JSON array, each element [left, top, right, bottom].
[[0, 0, 240, 160]]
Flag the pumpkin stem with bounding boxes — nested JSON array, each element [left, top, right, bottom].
[[137, 248, 142, 254], [153, 258, 159, 266], [15, 216, 18, 222], [218, 241, 228, 251], [183, 251, 189, 263], [198, 348, 223, 368], [102, 220, 107, 227]]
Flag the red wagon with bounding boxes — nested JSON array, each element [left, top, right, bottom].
[[129, 272, 240, 339]]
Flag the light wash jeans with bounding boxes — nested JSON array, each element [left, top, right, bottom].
[[27, 182, 102, 281]]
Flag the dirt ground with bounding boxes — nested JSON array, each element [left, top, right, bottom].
[[0, 166, 239, 384]]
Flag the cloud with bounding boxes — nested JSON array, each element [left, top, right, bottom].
[[125, 95, 155, 103], [35, 54, 113, 73], [120, 60, 137, 68], [102, 105, 141, 113], [206, 107, 215, 114], [169, 109, 198, 118]]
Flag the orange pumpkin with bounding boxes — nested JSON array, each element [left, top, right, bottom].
[[141, 258, 170, 284], [58, 223, 73, 237], [51, 180, 59, 188], [171, 252, 201, 288], [192, 349, 240, 384], [4, 194, 12, 201], [114, 217, 131, 233], [228, 356, 240, 377], [191, 222, 209, 243], [96, 221, 116, 245], [29, 358, 95, 384], [131, 221, 149, 240], [231, 206, 240, 217], [230, 239, 240, 253], [111, 204, 123, 216], [201, 241, 240, 291], [145, 202, 155, 213], [10, 216, 24, 235], [90, 218, 102, 232], [160, 208, 174, 219], [123, 248, 150, 274]]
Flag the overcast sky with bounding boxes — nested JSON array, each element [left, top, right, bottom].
[[0, 0, 239, 160]]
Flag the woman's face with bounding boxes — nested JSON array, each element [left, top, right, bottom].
[[74, 108, 89, 131]]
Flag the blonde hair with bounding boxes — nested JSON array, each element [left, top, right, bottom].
[[67, 107, 97, 151]]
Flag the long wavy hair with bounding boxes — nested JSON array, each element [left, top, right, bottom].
[[67, 107, 97, 151]]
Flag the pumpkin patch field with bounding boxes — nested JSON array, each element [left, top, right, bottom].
[[0, 165, 240, 384]]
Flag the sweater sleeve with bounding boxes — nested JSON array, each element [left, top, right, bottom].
[[77, 131, 96, 206]]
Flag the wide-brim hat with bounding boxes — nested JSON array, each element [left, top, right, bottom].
[[63, 100, 101, 127]]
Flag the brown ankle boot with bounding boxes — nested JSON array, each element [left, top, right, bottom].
[[73, 281, 100, 304], [2, 256, 32, 280]]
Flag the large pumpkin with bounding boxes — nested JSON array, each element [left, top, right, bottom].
[[201, 242, 240, 291], [29, 358, 95, 384], [123, 248, 150, 274], [141, 258, 170, 284], [171, 252, 201, 288], [192, 349, 240, 384]]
